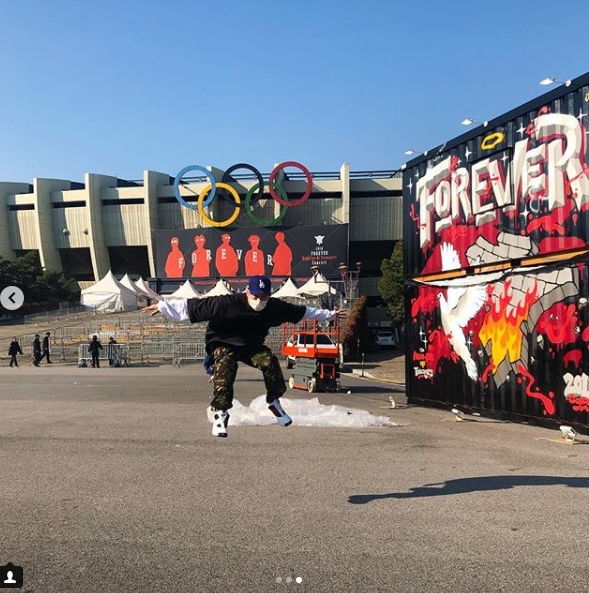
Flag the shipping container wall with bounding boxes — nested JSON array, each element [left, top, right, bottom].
[[406, 260, 589, 428], [403, 78, 589, 276], [403, 72, 589, 428]]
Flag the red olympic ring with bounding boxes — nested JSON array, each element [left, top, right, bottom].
[[269, 161, 313, 207]]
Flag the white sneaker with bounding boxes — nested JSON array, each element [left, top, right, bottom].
[[212, 411, 229, 438], [268, 399, 292, 427]]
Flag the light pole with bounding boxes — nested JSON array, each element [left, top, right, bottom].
[[338, 261, 362, 309]]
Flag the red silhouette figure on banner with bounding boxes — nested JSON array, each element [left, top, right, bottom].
[[271, 231, 293, 276], [191, 234, 211, 277], [215, 233, 239, 277], [244, 234, 265, 276], [165, 236, 185, 278]]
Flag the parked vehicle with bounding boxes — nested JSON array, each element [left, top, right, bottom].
[[284, 332, 338, 368], [375, 330, 396, 348]]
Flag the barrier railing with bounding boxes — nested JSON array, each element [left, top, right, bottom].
[[77, 343, 130, 367]]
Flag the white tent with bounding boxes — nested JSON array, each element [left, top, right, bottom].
[[120, 273, 140, 294], [201, 279, 233, 297], [272, 277, 301, 298], [296, 273, 340, 297], [134, 277, 161, 301], [80, 270, 139, 312], [167, 280, 201, 299]]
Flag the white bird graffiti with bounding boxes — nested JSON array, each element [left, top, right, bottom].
[[437, 243, 487, 380]]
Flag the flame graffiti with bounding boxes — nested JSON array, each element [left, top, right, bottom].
[[478, 280, 538, 368]]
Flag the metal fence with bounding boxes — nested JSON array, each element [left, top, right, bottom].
[[77, 343, 131, 367], [4, 312, 286, 366]]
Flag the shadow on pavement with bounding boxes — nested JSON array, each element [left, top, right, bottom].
[[348, 475, 589, 503]]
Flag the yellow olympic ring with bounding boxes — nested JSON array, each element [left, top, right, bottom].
[[197, 182, 241, 227], [481, 132, 505, 150]]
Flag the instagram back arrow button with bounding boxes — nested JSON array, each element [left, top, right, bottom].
[[0, 286, 24, 311]]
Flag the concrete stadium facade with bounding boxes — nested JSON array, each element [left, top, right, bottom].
[[0, 164, 402, 305]]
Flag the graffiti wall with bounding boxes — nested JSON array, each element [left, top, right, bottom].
[[403, 73, 589, 427]]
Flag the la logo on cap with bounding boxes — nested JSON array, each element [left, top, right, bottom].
[[259, 280, 266, 288]]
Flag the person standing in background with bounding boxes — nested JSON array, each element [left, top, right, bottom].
[[8, 337, 23, 367], [89, 335, 103, 368], [40, 331, 53, 364], [32, 334, 41, 367]]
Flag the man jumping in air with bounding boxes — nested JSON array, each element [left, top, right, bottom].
[[142, 275, 340, 437]]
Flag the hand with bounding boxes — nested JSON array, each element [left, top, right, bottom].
[[335, 308, 347, 319], [142, 303, 160, 316]]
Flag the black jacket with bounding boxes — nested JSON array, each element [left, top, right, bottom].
[[8, 341, 23, 356], [33, 338, 41, 354], [43, 336, 50, 350], [187, 293, 306, 352], [89, 339, 103, 354]]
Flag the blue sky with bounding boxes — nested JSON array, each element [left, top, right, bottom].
[[0, 0, 587, 183]]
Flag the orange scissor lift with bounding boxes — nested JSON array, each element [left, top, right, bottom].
[[281, 318, 341, 393]]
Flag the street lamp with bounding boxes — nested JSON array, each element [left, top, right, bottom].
[[539, 77, 572, 87], [461, 118, 488, 127], [338, 261, 362, 308]]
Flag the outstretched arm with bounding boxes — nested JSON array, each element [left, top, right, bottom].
[[142, 299, 189, 322], [302, 307, 346, 322]]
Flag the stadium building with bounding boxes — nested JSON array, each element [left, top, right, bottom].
[[0, 163, 401, 318]]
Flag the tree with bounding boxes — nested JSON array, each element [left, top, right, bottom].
[[378, 240, 405, 326], [0, 253, 79, 314], [340, 295, 375, 358]]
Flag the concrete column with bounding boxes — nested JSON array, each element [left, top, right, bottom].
[[0, 182, 32, 259], [86, 173, 116, 280], [144, 170, 170, 277], [34, 178, 72, 272], [340, 163, 350, 224]]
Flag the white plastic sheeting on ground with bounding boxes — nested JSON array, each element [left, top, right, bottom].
[[207, 395, 397, 428]]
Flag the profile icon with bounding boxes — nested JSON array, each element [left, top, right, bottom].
[[1, 562, 23, 587]]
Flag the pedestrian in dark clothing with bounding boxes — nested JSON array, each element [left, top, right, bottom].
[[32, 334, 42, 367], [8, 338, 23, 367], [108, 336, 118, 366], [89, 335, 103, 368], [142, 275, 341, 438], [40, 331, 52, 363]]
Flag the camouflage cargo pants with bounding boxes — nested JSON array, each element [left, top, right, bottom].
[[210, 344, 286, 411]]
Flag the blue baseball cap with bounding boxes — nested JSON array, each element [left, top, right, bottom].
[[247, 275, 272, 296]]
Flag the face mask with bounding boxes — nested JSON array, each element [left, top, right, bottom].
[[248, 298, 268, 312]]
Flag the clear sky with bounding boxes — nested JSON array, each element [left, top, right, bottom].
[[0, 0, 587, 183]]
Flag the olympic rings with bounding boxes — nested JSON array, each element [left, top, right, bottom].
[[173, 165, 217, 210], [173, 160, 313, 226], [221, 163, 264, 204], [245, 182, 289, 226], [197, 183, 241, 228], [481, 132, 505, 151], [269, 161, 313, 206]]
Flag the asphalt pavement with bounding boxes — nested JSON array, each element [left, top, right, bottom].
[[0, 360, 588, 593]]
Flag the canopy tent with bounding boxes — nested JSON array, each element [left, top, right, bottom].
[[200, 279, 233, 297], [296, 273, 340, 297], [272, 277, 301, 299], [134, 277, 161, 301], [80, 270, 139, 312], [167, 280, 201, 299], [120, 273, 140, 294]]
